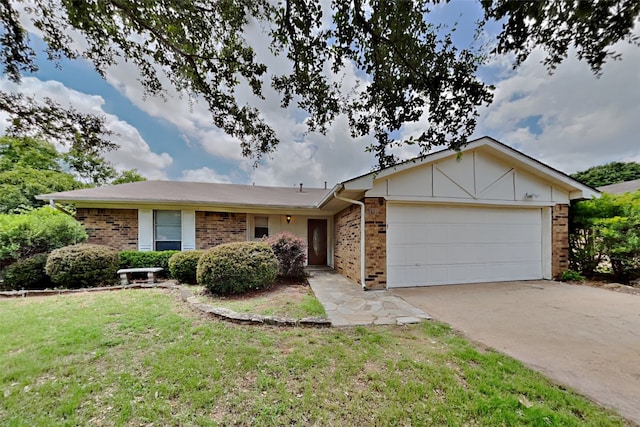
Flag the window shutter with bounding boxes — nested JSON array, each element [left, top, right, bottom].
[[138, 209, 153, 251], [181, 210, 196, 250]]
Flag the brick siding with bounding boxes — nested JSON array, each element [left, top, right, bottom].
[[552, 204, 570, 278], [333, 198, 387, 289], [333, 204, 361, 285], [195, 211, 247, 250], [364, 197, 387, 290], [76, 208, 137, 251]]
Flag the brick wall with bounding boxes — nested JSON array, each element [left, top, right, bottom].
[[364, 197, 386, 290], [195, 211, 247, 250], [552, 204, 570, 278], [333, 198, 388, 289], [76, 208, 137, 251], [333, 204, 361, 285]]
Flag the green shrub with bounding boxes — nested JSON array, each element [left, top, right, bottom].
[[168, 250, 203, 284], [197, 242, 278, 294], [1, 253, 52, 290], [45, 244, 119, 288], [570, 190, 640, 282], [119, 250, 179, 276], [264, 232, 307, 278], [0, 207, 87, 269], [559, 269, 586, 282]]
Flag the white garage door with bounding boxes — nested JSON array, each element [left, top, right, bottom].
[[387, 204, 543, 288]]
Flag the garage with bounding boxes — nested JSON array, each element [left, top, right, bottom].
[[386, 204, 544, 287], [332, 137, 598, 290]]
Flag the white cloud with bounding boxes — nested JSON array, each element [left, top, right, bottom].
[[476, 39, 640, 174], [248, 114, 375, 188], [10, 5, 640, 187], [180, 167, 232, 184], [93, 11, 379, 187], [0, 77, 173, 179]]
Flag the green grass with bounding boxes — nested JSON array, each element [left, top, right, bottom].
[[0, 290, 626, 426], [194, 285, 327, 318]]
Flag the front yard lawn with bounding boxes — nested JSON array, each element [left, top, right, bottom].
[[193, 279, 326, 319], [0, 290, 625, 426]]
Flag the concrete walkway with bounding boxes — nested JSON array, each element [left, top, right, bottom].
[[307, 269, 431, 327]]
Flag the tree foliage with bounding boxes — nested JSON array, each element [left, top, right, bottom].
[[0, 137, 85, 212], [111, 169, 146, 185], [1, 1, 639, 167], [570, 190, 640, 282], [0, 91, 114, 154], [0, 136, 147, 212], [571, 161, 640, 188], [482, 0, 640, 75], [0, 207, 87, 270]]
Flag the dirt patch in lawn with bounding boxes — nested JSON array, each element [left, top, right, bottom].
[[194, 278, 326, 319]]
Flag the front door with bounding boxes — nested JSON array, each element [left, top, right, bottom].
[[307, 219, 327, 265]]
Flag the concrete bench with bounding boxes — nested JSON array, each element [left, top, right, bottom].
[[117, 267, 163, 285]]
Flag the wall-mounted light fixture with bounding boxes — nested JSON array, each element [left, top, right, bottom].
[[286, 214, 292, 224], [525, 192, 540, 199]]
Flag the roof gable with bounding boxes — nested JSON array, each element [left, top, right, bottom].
[[342, 136, 599, 200]]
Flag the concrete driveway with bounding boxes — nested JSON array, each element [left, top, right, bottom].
[[392, 281, 640, 424]]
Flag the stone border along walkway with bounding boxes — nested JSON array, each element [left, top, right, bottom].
[[0, 282, 331, 328]]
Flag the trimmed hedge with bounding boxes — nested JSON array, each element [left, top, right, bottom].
[[0, 253, 52, 290], [197, 242, 278, 294], [46, 244, 119, 288], [119, 250, 179, 277], [168, 250, 203, 284], [264, 232, 307, 278]]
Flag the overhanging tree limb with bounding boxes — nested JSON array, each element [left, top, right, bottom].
[[0, 0, 638, 168]]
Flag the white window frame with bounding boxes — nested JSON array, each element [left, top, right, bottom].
[[154, 210, 182, 251]]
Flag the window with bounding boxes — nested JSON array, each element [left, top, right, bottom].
[[254, 216, 269, 239], [155, 210, 181, 250]]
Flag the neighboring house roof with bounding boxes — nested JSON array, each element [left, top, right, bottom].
[[597, 178, 640, 195], [38, 181, 331, 209]]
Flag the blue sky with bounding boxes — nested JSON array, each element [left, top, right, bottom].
[[2, 2, 639, 187]]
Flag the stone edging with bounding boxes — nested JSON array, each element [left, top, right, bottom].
[[0, 282, 172, 297], [0, 282, 332, 328], [571, 281, 640, 296], [178, 287, 331, 327]]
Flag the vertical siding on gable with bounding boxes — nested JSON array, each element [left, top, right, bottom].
[[378, 149, 572, 204], [195, 211, 247, 250], [76, 208, 138, 251]]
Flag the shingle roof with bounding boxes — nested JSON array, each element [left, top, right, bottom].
[[597, 178, 640, 195], [37, 180, 332, 209]]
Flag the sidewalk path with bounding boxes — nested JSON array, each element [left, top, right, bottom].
[[307, 269, 431, 327]]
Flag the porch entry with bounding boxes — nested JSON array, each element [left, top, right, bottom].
[[307, 219, 327, 265]]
